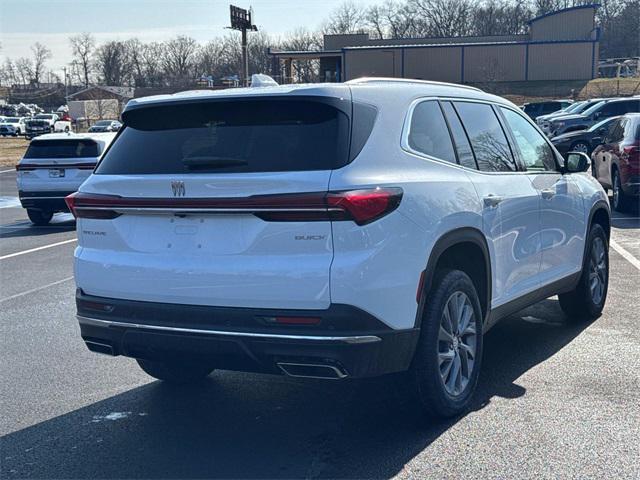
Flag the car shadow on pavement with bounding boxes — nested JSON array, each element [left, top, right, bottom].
[[0, 221, 75, 239], [0, 299, 596, 479]]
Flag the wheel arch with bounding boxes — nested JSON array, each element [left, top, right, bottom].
[[588, 200, 611, 241], [581, 200, 611, 276], [415, 227, 491, 328]]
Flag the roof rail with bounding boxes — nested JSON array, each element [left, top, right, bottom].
[[346, 77, 483, 92]]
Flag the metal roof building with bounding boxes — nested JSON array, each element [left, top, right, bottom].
[[269, 5, 600, 85]]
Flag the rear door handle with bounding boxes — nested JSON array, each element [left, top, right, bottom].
[[483, 195, 503, 208], [541, 188, 555, 199]]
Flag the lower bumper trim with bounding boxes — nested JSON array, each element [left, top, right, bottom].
[[77, 315, 382, 345]]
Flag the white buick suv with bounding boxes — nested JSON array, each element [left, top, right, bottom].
[[68, 79, 610, 418]]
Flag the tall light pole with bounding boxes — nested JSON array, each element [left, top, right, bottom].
[[229, 5, 257, 86]]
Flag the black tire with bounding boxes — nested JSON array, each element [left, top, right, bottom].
[[407, 269, 483, 419], [27, 209, 53, 226], [137, 358, 213, 384], [558, 223, 609, 321], [570, 141, 590, 155], [611, 169, 629, 212]]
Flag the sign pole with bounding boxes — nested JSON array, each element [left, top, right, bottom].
[[229, 5, 257, 87]]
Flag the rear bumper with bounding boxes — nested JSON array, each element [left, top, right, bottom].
[[19, 190, 74, 212], [76, 291, 420, 379]]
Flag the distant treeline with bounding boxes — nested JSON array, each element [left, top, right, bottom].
[[1, 0, 638, 88]]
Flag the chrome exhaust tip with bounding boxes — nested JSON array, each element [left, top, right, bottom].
[[85, 340, 116, 356], [277, 362, 348, 379]]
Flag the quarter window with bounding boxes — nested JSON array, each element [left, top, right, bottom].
[[408, 100, 457, 164], [453, 102, 516, 172], [441, 101, 477, 169], [501, 107, 557, 171]]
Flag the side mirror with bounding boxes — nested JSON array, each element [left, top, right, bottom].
[[564, 152, 591, 173]]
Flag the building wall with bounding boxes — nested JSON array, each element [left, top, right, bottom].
[[528, 42, 594, 80], [403, 47, 462, 82], [344, 49, 402, 79], [529, 8, 595, 41], [464, 44, 527, 82], [344, 39, 595, 83]]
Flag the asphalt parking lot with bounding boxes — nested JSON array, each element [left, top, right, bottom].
[[1, 168, 639, 479]]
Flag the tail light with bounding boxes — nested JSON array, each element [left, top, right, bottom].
[[65, 188, 403, 225], [17, 162, 96, 171], [65, 192, 122, 219], [622, 144, 639, 163]]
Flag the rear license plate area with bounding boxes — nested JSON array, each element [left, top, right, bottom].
[[49, 169, 65, 178]]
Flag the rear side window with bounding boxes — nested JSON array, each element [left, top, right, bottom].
[[96, 99, 350, 174], [606, 119, 624, 143], [24, 140, 101, 159], [500, 107, 557, 171], [441, 101, 477, 169], [453, 102, 516, 172], [407, 100, 456, 164]]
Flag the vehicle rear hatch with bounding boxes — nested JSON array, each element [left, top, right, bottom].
[[17, 138, 102, 193], [74, 88, 353, 309]]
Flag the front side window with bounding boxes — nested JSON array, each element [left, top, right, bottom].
[[408, 100, 456, 164], [454, 102, 516, 172], [501, 107, 557, 171]]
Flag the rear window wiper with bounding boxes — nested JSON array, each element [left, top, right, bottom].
[[182, 156, 248, 169]]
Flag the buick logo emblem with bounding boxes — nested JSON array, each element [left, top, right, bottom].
[[171, 181, 186, 197]]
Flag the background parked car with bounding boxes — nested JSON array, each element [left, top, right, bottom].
[[523, 99, 573, 120], [88, 120, 122, 132], [33, 113, 59, 130], [16, 132, 116, 225], [591, 113, 640, 211], [0, 117, 28, 136], [548, 97, 640, 137], [25, 118, 53, 139], [550, 116, 620, 158], [537, 98, 607, 134]]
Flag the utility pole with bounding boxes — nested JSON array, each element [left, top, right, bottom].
[[229, 5, 257, 86], [62, 67, 68, 101]]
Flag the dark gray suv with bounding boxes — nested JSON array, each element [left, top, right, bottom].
[[548, 98, 640, 137]]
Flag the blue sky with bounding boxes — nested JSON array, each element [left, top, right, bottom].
[[0, 0, 379, 75]]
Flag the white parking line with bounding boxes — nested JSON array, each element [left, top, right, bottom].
[[0, 238, 77, 260], [0, 168, 16, 174], [610, 239, 640, 271], [0, 276, 74, 303]]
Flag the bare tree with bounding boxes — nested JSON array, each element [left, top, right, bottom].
[[163, 36, 198, 86], [31, 42, 52, 84], [323, 1, 368, 34], [410, 0, 475, 37], [384, 1, 421, 38], [69, 33, 95, 87], [472, 0, 532, 36], [95, 41, 131, 85], [15, 57, 34, 85], [0, 58, 19, 86], [280, 29, 323, 82]]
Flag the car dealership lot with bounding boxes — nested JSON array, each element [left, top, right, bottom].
[[1, 169, 639, 479]]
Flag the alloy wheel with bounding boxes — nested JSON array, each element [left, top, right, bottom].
[[438, 291, 477, 396], [572, 142, 589, 154], [589, 236, 607, 305], [613, 172, 620, 210]]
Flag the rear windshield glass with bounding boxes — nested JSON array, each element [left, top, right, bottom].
[[96, 99, 350, 174], [25, 140, 101, 159]]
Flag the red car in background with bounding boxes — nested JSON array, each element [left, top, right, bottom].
[[591, 113, 640, 211]]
